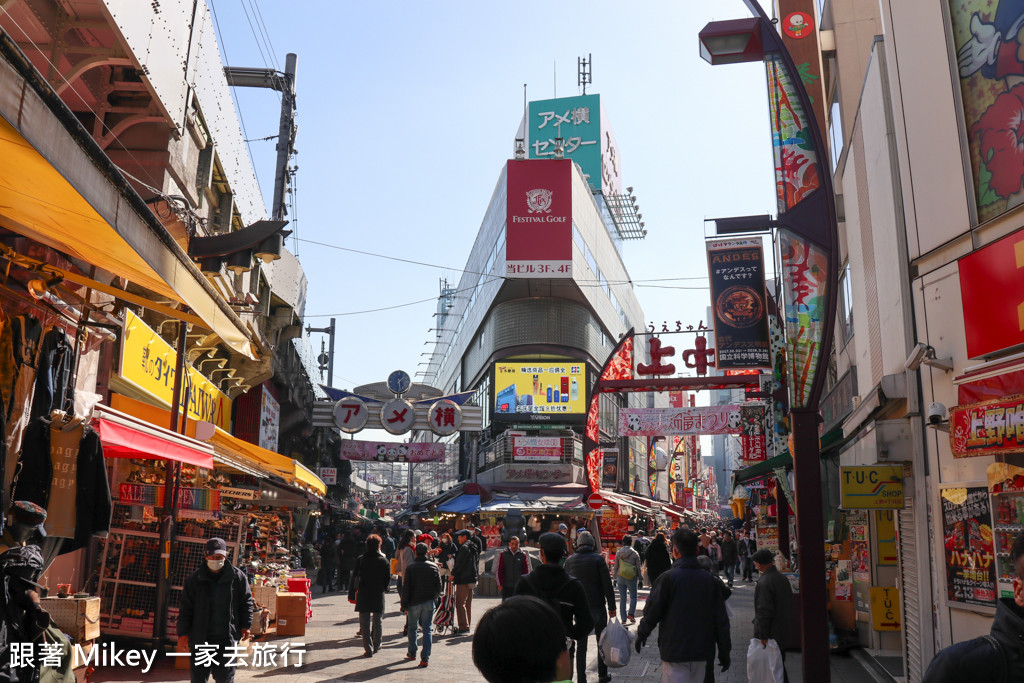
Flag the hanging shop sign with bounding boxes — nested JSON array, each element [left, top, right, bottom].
[[505, 158, 573, 278], [493, 361, 586, 419], [950, 395, 1024, 458], [870, 587, 901, 632], [598, 511, 629, 539], [333, 397, 369, 433], [220, 487, 258, 500], [504, 464, 574, 483], [118, 483, 220, 511], [876, 510, 898, 565], [258, 387, 280, 452], [602, 448, 618, 489], [740, 404, 768, 463], [380, 398, 416, 435], [706, 237, 772, 369], [839, 465, 905, 509], [619, 406, 744, 436], [512, 436, 562, 462], [376, 491, 405, 506], [958, 228, 1024, 358], [318, 468, 337, 485], [427, 399, 462, 436], [683, 487, 694, 510], [757, 524, 779, 553], [340, 440, 446, 463], [940, 486, 997, 607], [119, 310, 232, 431]]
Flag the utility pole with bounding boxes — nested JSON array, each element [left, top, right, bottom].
[[306, 318, 335, 384]]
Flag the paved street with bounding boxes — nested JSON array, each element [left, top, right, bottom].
[[90, 576, 890, 682]]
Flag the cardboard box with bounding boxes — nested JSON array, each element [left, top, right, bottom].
[[276, 615, 305, 637], [276, 592, 307, 617], [252, 585, 279, 620]]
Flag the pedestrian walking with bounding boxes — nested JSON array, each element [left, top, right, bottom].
[[319, 539, 338, 593], [696, 555, 733, 683], [707, 533, 721, 574], [452, 528, 479, 633], [496, 535, 530, 600], [381, 528, 397, 561], [752, 549, 793, 682], [923, 531, 1024, 682], [738, 531, 756, 582], [471, 526, 487, 555], [719, 532, 738, 588], [350, 533, 391, 657], [178, 538, 255, 683], [473, 596, 573, 683], [515, 532, 594, 680], [564, 531, 617, 683], [401, 542, 442, 668], [645, 532, 672, 587], [395, 529, 416, 635], [614, 535, 641, 623], [634, 529, 730, 683], [338, 531, 356, 592]]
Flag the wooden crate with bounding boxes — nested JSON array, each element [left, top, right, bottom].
[[41, 597, 100, 641]]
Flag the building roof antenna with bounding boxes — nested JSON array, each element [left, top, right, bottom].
[[578, 53, 592, 95]]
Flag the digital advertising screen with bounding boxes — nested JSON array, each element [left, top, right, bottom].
[[493, 361, 586, 422]]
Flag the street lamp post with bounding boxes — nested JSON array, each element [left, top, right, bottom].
[[699, 3, 840, 681]]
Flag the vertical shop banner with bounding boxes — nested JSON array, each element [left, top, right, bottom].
[[706, 238, 771, 369], [506, 159, 572, 278], [683, 487, 694, 510], [870, 587, 901, 632], [601, 448, 618, 489], [940, 486, 997, 606], [779, 230, 828, 408], [258, 387, 280, 452], [740, 404, 767, 463], [875, 510, 898, 565]]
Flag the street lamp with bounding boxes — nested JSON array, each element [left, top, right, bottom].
[[700, 3, 840, 681]]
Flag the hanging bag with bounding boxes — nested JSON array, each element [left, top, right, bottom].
[[598, 617, 634, 668], [746, 638, 785, 683]]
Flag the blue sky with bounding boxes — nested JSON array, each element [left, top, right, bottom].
[[210, 0, 777, 392]]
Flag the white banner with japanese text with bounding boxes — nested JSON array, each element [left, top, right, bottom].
[[619, 406, 744, 436], [340, 440, 446, 463]]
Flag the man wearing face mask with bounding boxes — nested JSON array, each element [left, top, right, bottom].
[[178, 538, 254, 683]]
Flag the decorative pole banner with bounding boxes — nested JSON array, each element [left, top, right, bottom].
[[706, 237, 772, 369], [619, 406, 747, 436]]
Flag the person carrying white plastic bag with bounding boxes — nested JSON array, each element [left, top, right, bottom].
[[746, 638, 785, 683], [751, 549, 793, 682], [599, 617, 634, 668]]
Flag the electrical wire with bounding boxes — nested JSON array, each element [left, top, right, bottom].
[[210, 0, 261, 186], [305, 276, 504, 318]]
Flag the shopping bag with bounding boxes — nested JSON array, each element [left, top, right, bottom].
[[746, 638, 785, 683], [599, 618, 634, 668]]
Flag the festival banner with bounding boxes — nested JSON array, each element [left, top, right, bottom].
[[340, 440, 446, 463], [707, 238, 772, 369], [940, 486, 997, 607], [950, 395, 1024, 458], [619, 406, 743, 436], [740, 404, 768, 463]]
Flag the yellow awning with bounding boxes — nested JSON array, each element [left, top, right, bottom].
[[210, 429, 326, 497], [0, 68, 257, 359]]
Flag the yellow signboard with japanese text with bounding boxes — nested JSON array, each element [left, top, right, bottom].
[[870, 586, 901, 631], [840, 465, 904, 510], [119, 310, 232, 430], [493, 361, 586, 419]]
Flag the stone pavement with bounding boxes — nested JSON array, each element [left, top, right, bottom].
[[89, 575, 891, 682]]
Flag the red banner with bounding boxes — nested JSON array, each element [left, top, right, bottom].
[[959, 228, 1024, 358], [683, 487, 694, 510], [506, 159, 572, 278], [950, 395, 1024, 458]]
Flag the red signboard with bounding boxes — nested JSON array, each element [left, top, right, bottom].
[[950, 395, 1024, 458], [683, 487, 694, 510], [598, 511, 629, 540], [959, 229, 1024, 358], [506, 159, 573, 278]]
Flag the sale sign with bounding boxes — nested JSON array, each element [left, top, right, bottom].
[[950, 395, 1024, 458], [506, 159, 573, 278]]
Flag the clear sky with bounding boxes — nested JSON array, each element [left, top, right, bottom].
[[209, 0, 777, 393]]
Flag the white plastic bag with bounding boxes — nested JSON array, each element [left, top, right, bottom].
[[746, 638, 785, 683], [599, 618, 634, 668]]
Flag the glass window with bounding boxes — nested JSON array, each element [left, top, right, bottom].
[[829, 99, 844, 172], [838, 261, 854, 344]]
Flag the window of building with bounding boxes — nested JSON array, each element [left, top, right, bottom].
[[829, 97, 844, 172], [838, 260, 854, 345]]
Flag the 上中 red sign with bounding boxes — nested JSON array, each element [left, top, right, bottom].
[[506, 159, 573, 278], [959, 228, 1024, 358], [949, 395, 1024, 458]]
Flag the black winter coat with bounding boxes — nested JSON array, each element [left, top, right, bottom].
[[515, 564, 594, 641], [753, 565, 793, 649], [452, 540, 479, 585], [644, 540, 672, 585], [563, 545, 615, 616], [14, 416, 111, 552], [637, 557, 730, 664], [401, 557, 441, 610], [923, 598, 1024, 683], [720, 539, 738, 566], [350, 551, 391, 613], [178, 560, 254, 643]]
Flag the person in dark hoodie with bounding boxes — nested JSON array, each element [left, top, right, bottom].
[[564, 531, 617, 683], [923, 531, 1024, 682], [644, 532, 672, 588], [515, 532, 594, 679], [401, 542, 442, 667], [178, 538, 254, 683]]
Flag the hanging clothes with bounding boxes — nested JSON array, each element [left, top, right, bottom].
[[3, 315, 42, 499], [30, 328, 73, 423], [12, 414, 111, 553], [0, 319, 14, 412]]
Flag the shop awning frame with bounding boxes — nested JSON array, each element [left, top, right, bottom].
[[437, 494, 481, 514], [209, 429, 326, 496], [92, 405, 214, 469]]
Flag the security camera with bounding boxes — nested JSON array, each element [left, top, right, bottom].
[[905, 343, 954, 373], [927, 402, 947, 426]]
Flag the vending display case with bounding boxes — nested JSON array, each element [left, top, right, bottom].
[[992, 489, 1024, 600]]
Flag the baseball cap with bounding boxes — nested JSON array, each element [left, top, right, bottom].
[[205, 538, 228, 556]]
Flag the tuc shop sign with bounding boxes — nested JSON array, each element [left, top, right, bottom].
[[119, 311, 232, 431], [839, 465, 905, 510], [950, 395, 1024, 458]]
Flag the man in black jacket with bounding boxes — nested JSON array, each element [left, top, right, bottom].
[[752, 549, 793, 683], [636, 529, 730, 681], [401, 543, 442, 667], [452, 529, 479, 633], [516, 532, 594, 680], [496, 536, 529, 600], [565, 531, 617, 683], [924, 531, 1024, 683], [178, 538, 254, 683], [719, 531, 738, 588]]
